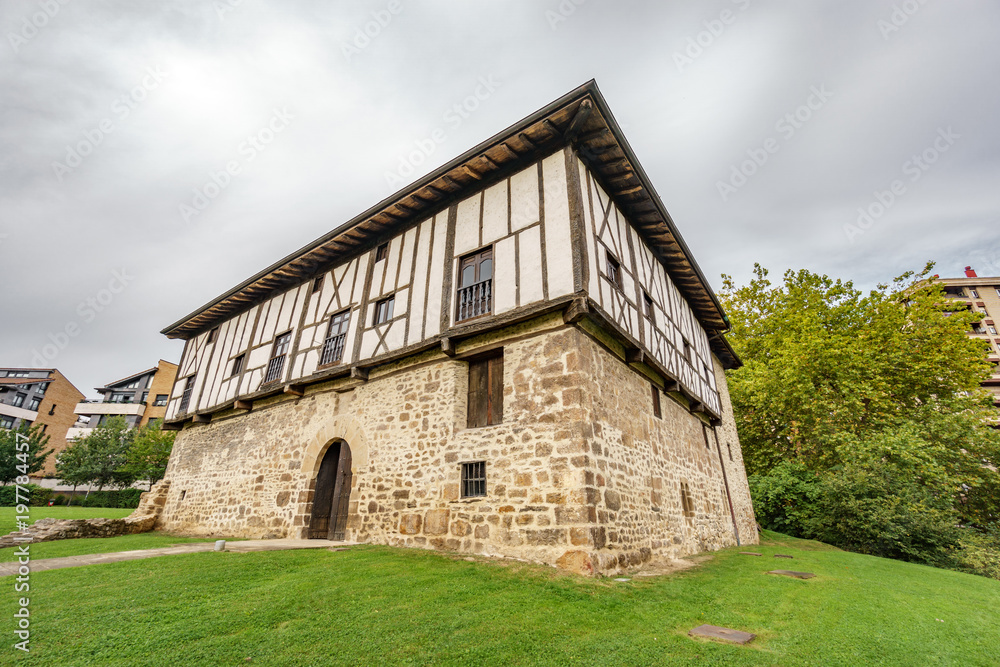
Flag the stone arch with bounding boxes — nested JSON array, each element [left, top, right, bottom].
[[302, 413, 369, 478]]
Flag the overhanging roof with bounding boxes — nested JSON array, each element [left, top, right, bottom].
[[161, 80, 737, 365]]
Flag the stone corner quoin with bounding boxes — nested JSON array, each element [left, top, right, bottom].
[[137, 82, 758, 576]]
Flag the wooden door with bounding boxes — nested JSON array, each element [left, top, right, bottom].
[[309, 442, 341, 539], [329, 444, 353, 541]]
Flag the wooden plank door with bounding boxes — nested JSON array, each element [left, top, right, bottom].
[[329, 444, 353, 541], [309, 442, 339, 538]]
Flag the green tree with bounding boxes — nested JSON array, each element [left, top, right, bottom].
[[121, 419, 174, 490], [0, 423, 53, 484], [67, 416, 137, 492], [55, 439, 94, 497]]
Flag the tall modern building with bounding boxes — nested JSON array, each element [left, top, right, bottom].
[[940, 266, 1000, 418], [70, 360, 179, 439], [0, 368, 85, 476]]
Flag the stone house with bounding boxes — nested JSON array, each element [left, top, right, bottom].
[[144, 81, 757, 574]]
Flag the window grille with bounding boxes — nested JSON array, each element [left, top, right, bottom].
[[462, 461, 487, 498]]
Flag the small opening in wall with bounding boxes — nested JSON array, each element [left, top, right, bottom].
[[179, 490, 186, 501], [727, 442, 733, 461], [650, 383, 661, 419], [701, 424, 711, 449], [375, 242, 389, 262], [461, 461, 487, 498]]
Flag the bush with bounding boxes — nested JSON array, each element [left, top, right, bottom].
[[748, 460, 821, 536], [0, 484, 53, 506], [74, 489, 144, 508], [52, 494, 68, 506]]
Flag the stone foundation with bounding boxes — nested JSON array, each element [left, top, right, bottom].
[[0, 515, 155, 549], [155, 319, 757, 574]]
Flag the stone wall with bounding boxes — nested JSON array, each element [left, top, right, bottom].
[[155, 315, 756, 574]]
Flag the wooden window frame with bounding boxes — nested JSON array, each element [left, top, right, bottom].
[[231, 354, 245, 378], [643, 291, 655, 325], [606, 251, 622, 290], [207, 327, 219, 344], [374, 296, 395, 326], [461, 461, 487, 498], [456, 247, 494, 323], [263, 332, 292, 384], [178, 376, 196, 414], [651, 383, 661, 419], [375, 242, 389, 262], [312, 276, 324, 294], [319, 310, 351, 367], [467, 351, 503, 428]]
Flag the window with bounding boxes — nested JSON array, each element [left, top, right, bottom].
[[312, 276, 324, 294], [456, 248, 493, 322], [178, 376, 196, 413], [467, 352, 503, 428], [375, 242, 389, 262], [264, 332, 292, 384], [6, 371, 29, 378], [0, 416, 13, 430], [109, 392, 131, 403], [651, 383, 661, 419], [702, 424, 711, 450], [124, 379, 139, 389], [231, 354, 245, 377], [374, 296, 395, 325], [28, 396, 41, 411], [35, 383, 48, 395], [727, 442, 733, 461], [970, 289, 980, 298], [680, 481, 694, 516], [12, 393, 26, 408], [154, 394, 168, 407], [461, 461, 487, 498], [208, 327, 219, 344], [606, 252, 622, 290], [320, 310, 351, 366], [990, 326, 999, 336], [643, 292, 655, 324], [683, 338, 693, 364], [141, 391, 149, 404]]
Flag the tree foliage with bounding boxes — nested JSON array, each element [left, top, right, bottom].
[[121, 419, 174, 490], [56, 416, 175, 493], [0, 423, 53, 484], [721, 262, 1000, 574]]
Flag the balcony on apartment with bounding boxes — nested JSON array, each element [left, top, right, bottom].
[[73, 397, 146, 419]]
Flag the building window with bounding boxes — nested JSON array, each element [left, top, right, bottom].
[[35, 383, 48, 395], [28, 396, 41, 411], [312, 276, 324, 294], [375, 242, 389, 262], [680, 481, 694, 516], [651, 383, 661, 419], [990, 326, 999, 336], [141, 392, 149, 404], [970, 289, 980, 298], [109, 392, 131, 404], [0, 416, 13, 430], [374, 296, 395, 325], [208, 327, 219, 344], [461, 461, 487, 498], [154, 394, 168, 407], [643, 292, 655, 324], [231, 354, 245, 377], [606, 252, 622, 290], [6, 371, 29, 378], [178, 376, 196, 414], [456, 248, 493, 322], [467, 352, 503, 428], [320, 310, 351, 366], [264, 332, 292, 384], [12, 393, 26, 408], [125, 378, 139, 389]]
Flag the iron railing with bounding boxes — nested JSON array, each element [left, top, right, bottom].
[[456, 279, 492, 322], [264, 355, 285, 384], [320, 333, 347, 366]]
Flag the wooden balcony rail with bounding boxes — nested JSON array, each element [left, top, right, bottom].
[[456, 279, 492, 322]]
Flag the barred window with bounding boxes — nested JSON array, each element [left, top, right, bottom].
[[178, 376, 195, 414], [320, 310, 351, 366], [264, 332, 291, 383], [461, 461, 487, 498]]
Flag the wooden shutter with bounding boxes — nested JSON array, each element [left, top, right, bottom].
[[468, 358, 489, 428], [487, 354, 503, 426]]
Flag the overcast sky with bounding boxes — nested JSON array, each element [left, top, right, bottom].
[[2, 0, 998, 396]]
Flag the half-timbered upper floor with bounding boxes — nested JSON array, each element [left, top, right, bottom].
[[161, 81, 740, 426]]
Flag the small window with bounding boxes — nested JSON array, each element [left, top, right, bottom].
[[208, 327, 219, 344], [320, 310, 351, 366], [312, 276, 324, 294], [264, 332, 292, 384], [683, 338, 693, 364], [643, 292, 655, 324], [178, 376, 196, 413], [374, 296, 395, 325], [970, 289, 980, 298], [701, 424, 711, 450], [468, 352, 503, 428], [651, 383, 661, 419], [124, 379, 139, 389], [375, 242, 389, 262], [28, 396, 41, 411], [12, 393, 26, 408], [141, 391, 149, 404], [35, 383, 48, 395], [990, 326, 999, 336], [456, 248, 494, 322], [461, 461, 487, 498], [727, 442, 733, 461], [0, 416, 13, 430], [179, 490, 187, 501], [231, 354, 245, 377], [154, 394, 169, 407], [606, 252, 622, 290], [680, 481, 694, 516]]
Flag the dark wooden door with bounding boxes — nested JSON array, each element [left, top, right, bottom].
[[309, 442, 340, 538], [329, 444, 353, 541]]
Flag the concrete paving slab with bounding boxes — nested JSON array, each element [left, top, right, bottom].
[[688, 624, 756, 645]]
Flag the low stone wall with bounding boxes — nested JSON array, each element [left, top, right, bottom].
[[0, 515, 155, 549]]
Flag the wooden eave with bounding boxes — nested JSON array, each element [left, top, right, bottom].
[[160, 80, 738, 366]]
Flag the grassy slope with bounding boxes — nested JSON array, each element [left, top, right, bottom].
[[1, 531, 997, 666]]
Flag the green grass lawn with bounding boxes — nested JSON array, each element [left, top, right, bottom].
[[0, 531, 997, 666], [0, 506, 133, 535], [0, 533, 220, 562]]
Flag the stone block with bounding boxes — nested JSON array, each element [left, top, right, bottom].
[[424, 509, 450, 535], [399, 514, 422, 535], [555, 550, 593, 576]]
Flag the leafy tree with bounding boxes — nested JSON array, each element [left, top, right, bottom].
[[67, 416, 137, 492], [55, 439, 94, 497], [0, 423, 53, 484], [122, 419, 174, 490]]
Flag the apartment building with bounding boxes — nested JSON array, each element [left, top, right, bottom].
[[70, 360, 179, 439], [0, 368, 85, 476]]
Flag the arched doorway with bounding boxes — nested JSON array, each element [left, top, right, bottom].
[[309, 440, 353, 540]]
